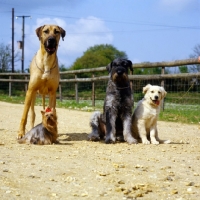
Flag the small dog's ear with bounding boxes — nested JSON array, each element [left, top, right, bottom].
[[58, 26, 66, 41], [106, 62, 112, 73], [36, 25, 45, 40], [161, 87, 167, 99], [143, 84, 151, 94], [127, 60, 133, 72]]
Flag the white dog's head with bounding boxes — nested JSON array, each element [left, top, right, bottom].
[[143, 84, 167, 106]]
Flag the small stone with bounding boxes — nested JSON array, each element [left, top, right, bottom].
[[118, 180, 125, 184], [0, 161, 5, 164], [185, 182, 195, 186], [171, 189, 178, 194], [51, 193, 57, 197], [3, 169, 9, 172]]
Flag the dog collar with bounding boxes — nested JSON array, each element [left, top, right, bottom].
[[34, 53, 57, 74]]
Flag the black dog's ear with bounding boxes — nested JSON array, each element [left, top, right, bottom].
[[106, 62, 112, 73], [58, 26, 66, 41], [35, 25, 45, 40], [127, 60, 133, 72]]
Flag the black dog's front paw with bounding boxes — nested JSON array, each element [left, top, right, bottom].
[[105, 135, 116, 144]]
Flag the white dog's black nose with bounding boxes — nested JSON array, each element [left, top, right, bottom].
[[155, 95, 159, 100]]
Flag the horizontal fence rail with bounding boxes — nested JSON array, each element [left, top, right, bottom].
[[0, 57, 200, 107]]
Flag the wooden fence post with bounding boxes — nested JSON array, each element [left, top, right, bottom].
[[25, 76, 28, 93], [130, 68, 134, 107], [75, 74, 79, 103], [59, 84, 62, 102], [9, 76, 12, 96], [161, 67, 165, 111], [92, 74, 95, 107]]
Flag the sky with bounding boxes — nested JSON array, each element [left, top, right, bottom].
[[0, 0, 199, 72]]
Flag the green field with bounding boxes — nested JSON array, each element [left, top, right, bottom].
[[0, 94, 199, 125]]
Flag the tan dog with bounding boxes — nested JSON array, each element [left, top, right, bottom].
[[17, 25, 65, 138], [131, 84, 171, 144]]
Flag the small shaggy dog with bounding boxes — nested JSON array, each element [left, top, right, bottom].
[[131, 84, 171, 144], [18, 107, 58, 145], [88, 58, 138, 144]]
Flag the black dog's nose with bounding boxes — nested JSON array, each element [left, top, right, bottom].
[[117, 68, 125, 75]]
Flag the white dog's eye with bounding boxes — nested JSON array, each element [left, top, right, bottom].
[[151, 91, 154, 93], [158, 91, 161, 94]]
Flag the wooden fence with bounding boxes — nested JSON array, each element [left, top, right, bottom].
[[0, 57, 200, 107]]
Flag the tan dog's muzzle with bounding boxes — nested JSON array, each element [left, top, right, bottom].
[[44, 36, 57, 54]]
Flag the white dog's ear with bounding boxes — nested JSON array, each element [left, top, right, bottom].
[[161, 87, 167, 99], [143, 84, 152, 94]]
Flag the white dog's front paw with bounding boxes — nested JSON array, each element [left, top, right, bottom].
[[142, 139, 150, 145], [163, 140, 171, 144], [151, 140, 159, 145]]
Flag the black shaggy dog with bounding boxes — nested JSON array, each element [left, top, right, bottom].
[[88, 58, 138, 144]]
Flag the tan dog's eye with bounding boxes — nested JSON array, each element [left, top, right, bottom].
[[43, 30, 49, 34], [54, 30, 60, 34]]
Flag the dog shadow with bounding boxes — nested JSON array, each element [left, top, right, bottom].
[[57, 132, 89, 144]]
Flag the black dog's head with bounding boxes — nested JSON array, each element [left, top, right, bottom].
[[106, 58, 133, 84]]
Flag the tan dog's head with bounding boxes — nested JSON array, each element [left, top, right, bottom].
[[36, 25, 66, 54], [143, 84, 167, 106]]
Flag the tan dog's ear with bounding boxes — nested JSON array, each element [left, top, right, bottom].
[[161, 87, 167, 99], [143, 84, 151, 94], [58, 26, 66, 41], [36, 25, 45, 40]]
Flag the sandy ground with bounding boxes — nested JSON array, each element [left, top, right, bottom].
[[0, 101, 200, 200]]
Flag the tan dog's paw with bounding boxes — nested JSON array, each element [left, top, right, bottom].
[[17, 131, 25, 139]]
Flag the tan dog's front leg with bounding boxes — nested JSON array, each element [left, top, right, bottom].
[[49, 92, 57, 108], [30, 92, 37, 129], [18, 90, 33, 138]]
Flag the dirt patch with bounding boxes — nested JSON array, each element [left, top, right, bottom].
[[0, 101, 200, 200]]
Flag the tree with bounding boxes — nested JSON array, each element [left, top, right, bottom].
[[70, 44, 128, 70], [179, 65, 189, 73], [0, 43, 20, 72], [189, 44, 200, 72]]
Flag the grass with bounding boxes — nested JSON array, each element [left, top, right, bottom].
[[0, 94, 199, 125]]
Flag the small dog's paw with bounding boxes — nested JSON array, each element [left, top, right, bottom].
[[142, 140, 150, 145], [151, 140, 159, 145]]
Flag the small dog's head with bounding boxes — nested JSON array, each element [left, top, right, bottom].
[[41, 107, 57, 127], [106, 58, 133, 84], [36, 25, 66, 55], [143, 84, 167, 106]]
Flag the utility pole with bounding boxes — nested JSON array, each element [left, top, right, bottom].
[[12, 8, 14, 72], [16, 15, 31, 73]]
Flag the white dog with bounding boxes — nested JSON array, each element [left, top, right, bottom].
[[131, 84, 170, 144]]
